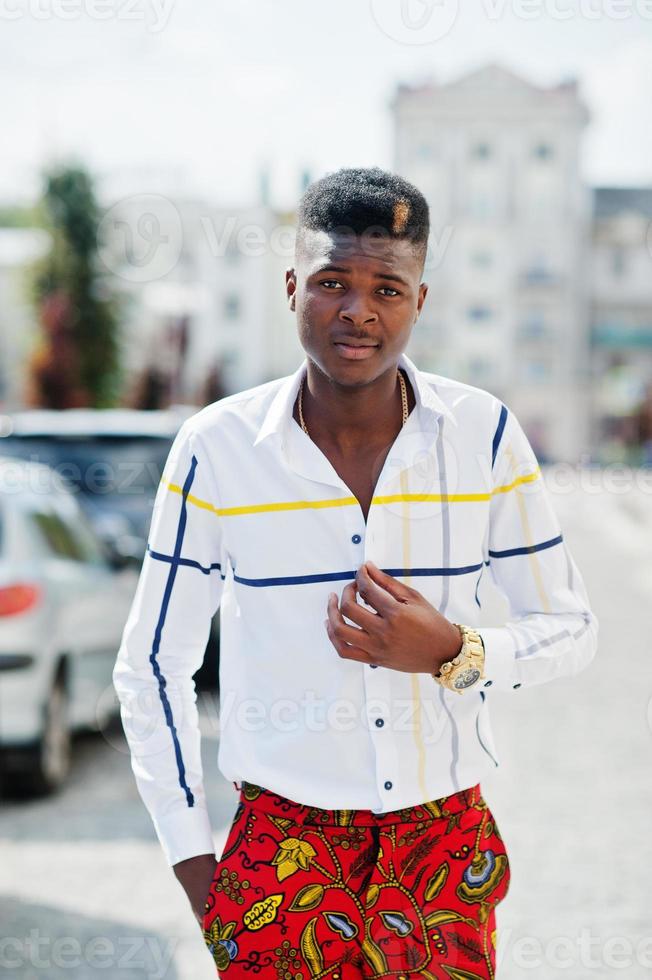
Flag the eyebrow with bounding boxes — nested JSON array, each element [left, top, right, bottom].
[[312, 264, 410, 286]]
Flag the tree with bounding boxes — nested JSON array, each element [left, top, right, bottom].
[[26, 165, 122, 408]]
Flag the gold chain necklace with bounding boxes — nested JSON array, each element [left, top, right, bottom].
[[298, 368, 408, 438]]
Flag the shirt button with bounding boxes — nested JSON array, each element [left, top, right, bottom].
[[375, 718, 384, 728], [384, 780, 393, 790], [351, 533, 361, 544]]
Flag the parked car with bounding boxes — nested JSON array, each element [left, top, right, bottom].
[[0, 454, 141, 795], [0, 408, 220, 691]]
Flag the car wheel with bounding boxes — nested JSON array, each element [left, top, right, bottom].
[[4, 675, 72, 797]]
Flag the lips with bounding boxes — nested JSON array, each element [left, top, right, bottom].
[[333, 341, 379, 361]]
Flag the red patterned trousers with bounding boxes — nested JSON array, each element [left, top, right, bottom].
[[202, 780, 511, 979]]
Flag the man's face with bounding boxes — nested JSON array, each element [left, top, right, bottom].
[[286, 229, 428, 387]]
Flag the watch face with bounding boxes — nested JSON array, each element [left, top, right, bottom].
[[454, 668, 481, 690]]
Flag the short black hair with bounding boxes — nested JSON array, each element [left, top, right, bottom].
[[296, 166, 430, 267]]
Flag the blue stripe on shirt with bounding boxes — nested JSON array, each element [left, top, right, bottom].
[[147, 544, 223, 577], [492, 404, 508, 468], [148, 454, 199, 808], [233, 562, 484, 588], [489, 534, 563, 559]]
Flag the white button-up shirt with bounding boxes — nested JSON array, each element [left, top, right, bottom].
[[112, 352, 598, 866]]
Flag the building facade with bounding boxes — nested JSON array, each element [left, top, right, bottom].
[[99, 195, 300, 406], [589, 188, 652, 458], [392, 64, 593, 462]]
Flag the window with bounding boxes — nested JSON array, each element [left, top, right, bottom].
[[53, 495, 107, 566], [467, 191, 495, 220], [223, 293, 241, 320], [470, 142, 492, 161], [521, 257, 556, 286], [177, 245, 196, 275], [611, 247, 626, 279], [467, 305, 493, 322], [520, 310, 547, 339], [30, 508, 85, 561], [532, 142, 554, 161], [221, 348, 241, 367], [224, 238, 241, 265], [467, 357, 493, 383], [523, 358, 552, 382], [30, 500, 106, 565], [470, 250, 493, 269]]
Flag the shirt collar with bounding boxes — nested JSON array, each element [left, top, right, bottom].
[[253, 352, 456, 448]]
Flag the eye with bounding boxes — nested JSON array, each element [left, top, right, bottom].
[[378, 286, 400, 297], [320, 279, 343, 289]]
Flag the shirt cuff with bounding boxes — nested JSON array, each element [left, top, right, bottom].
[[477, 626, 520, 692], [153, 804, 216, 867]]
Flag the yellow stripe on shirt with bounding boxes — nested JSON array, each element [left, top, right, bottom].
[[161, 467, 542, 518]]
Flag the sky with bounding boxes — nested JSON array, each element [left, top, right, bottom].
[[3, 0, 652, 209]]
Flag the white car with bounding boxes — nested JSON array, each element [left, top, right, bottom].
[[0, 406, 221, 692], [0, 406, 194, 557], [0, 454, 140, 795]]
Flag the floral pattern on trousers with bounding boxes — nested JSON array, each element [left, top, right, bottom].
[[202, 780, 511, 979]]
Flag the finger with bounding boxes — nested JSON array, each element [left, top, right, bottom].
[[325, 593, 375, 659], [324, 617, 372, 663], [364, 561, 414, 603], [338, 581, 381, 634], [355, 563, 399, 617]]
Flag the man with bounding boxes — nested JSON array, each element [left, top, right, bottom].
[[113, 167, 598, 978]]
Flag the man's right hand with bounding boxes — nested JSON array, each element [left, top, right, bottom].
[[173, 853, 218, 928]]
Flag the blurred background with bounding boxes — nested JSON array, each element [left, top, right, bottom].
[[0, 2, 651, 978]]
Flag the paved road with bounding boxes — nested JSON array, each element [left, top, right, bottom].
[[1, 469, 650, 979]]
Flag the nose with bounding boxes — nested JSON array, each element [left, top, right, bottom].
[[338, 292, 379, 329]]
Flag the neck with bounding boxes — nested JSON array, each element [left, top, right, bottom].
[[298, 361, 414, 455]]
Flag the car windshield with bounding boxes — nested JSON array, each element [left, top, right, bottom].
[[0, 436, 172, 498]]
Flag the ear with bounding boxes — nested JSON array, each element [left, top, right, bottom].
[[416, 281, 428, 318], [286, 267, 297, 312]]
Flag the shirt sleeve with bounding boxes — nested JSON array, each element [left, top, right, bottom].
[[112, 418, 225, 866], [477, 402, 599, 693]]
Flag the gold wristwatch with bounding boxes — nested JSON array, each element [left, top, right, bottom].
[[432, 624, 485, 694]]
